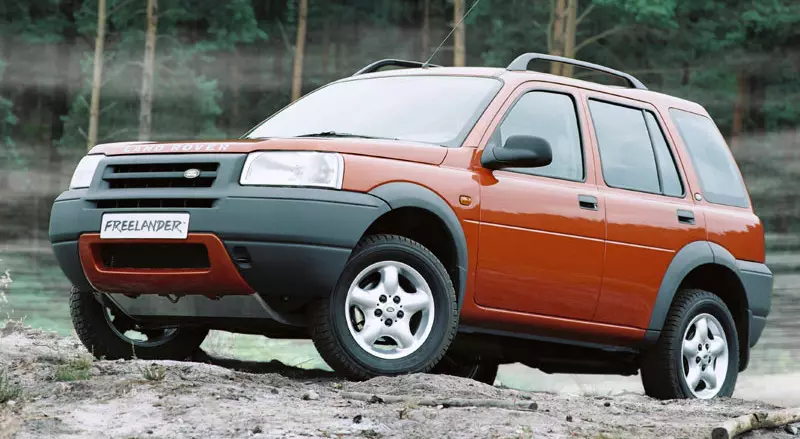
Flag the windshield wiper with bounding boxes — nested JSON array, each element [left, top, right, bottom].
[[294, 131, 398, 141]]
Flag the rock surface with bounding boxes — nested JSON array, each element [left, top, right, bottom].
[[0, 324, 792, 439]]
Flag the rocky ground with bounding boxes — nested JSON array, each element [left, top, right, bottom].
[[0, 323, 796, 439]]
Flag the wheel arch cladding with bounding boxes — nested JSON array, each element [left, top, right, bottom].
[[648, 240, 750, 370], [367, 182, 468, 309]]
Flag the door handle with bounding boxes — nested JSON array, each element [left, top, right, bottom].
[[677, 209, 695, 225], [578, 195, 599, 211]]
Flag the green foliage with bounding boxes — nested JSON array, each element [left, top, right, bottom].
[[138, 363, 167, 381], [0, 1, 72, 43], [54, 356, 93, 382], [0, 60, 16, 139], [1, 0, 800, 230], [0, 59, 21, 165], [52, 0, 268, 149], [593, 0, 677, 26], [0, 367, 21, 403]]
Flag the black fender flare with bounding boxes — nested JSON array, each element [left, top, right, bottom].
[[368, 182, 469, 309], [647, 240, 748, 332]]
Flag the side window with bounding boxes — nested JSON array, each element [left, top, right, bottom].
[[644, 112, 684, 197], [669, 109, 749, 208], [489, 91, 583, 181], [588, 100, 660, 193]]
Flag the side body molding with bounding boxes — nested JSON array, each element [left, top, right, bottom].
[[368, 182, 469, 309]]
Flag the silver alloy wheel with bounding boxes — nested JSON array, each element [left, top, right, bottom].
[[344, 260, 435, 360], [681, 313, 729, 399], [104, 306, 179, 348]]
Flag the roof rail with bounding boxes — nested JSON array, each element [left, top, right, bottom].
[[353, 59, 439, 76], [507, 53, 647, 90]]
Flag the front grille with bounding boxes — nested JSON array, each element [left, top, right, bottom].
[[104, 162, 219, 189], [100, 243, 210, 269], [94, 199, 216, 209]]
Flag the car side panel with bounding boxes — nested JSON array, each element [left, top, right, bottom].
[[342, 150, 481, 220], [596, 191, 707, 328], [702, 204, 766, 263], [459, 81, 645, 345], [475, 174, 605, 320], [580, 92, 707, 329]]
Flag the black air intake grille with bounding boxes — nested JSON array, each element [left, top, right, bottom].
[[94, 199, 216, 209], [104, 162, 219, 189], [100, 243, 210, 269]]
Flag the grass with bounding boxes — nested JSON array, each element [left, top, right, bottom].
[[54, 356, 92, 382], [138, 363, 167, 381], [0, 367, 22, 403]]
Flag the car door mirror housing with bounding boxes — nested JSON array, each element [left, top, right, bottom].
[[481, 135, 553, 170]]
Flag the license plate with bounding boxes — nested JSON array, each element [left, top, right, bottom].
[[100, 213, 190, 239]]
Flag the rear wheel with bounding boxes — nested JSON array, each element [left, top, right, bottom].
[[310, 234, 458, 380], [70, 287, 208, 360], [640, 289, 739, 399]]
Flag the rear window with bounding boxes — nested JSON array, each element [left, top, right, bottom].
[[669, 109, 749, 208]]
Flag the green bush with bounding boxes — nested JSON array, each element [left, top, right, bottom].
[[0, 367, 21, 403]]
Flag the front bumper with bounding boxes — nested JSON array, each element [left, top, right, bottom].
[[49, 154, 390, 299]]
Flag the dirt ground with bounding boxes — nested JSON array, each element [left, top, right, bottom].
[[0, 323, 796, 439]]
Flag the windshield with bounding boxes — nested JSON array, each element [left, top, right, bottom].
[[246, 75, 502, 147]]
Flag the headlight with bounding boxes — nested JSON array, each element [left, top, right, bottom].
[[240, 151, 344, 189], [69, 155, 104, 189]]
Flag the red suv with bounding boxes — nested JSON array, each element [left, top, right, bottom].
[[50, 53, 772, 400]]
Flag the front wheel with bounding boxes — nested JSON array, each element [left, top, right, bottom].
[[640, 289, 739, 399], [310, 234, 458, 380], [70, 287, 208, 360]]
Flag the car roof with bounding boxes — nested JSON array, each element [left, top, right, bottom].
[[345, 66, 708, 116]]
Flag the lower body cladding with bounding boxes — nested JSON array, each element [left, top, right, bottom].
[[49, 186, 391, 328]]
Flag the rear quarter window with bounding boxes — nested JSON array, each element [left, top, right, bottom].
[[669, 109, 750, 208]]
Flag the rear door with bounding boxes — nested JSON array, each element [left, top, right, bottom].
[[583, 96, 706, 329], [474, 84, 605, 321]]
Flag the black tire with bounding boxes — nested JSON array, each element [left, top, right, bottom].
[[70, 287, 208, 360], [640, 289, 739, 400], [309, 234, 458, 380], [432, 354, 499, 385]]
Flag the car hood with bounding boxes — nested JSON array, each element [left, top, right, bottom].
[[89, 138, 448, 166]]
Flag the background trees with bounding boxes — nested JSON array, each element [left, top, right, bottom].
[[0, 0, 799, 232]]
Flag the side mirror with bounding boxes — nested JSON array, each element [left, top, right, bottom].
[[481, 135, 553, 170]]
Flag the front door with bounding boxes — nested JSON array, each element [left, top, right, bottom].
[[474, 86, 605, 321]]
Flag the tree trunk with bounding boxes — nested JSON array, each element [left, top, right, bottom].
[[550, 0, 566, 75], [421, 0, 430, 60], [230, 48, 242, 133], [561, 0, 577, 77], [681, 61, 691, 85], [52, 0, 76, 145], [87, 0, 106, 150], [341, 392, 538, 411], [291, 0, 308, 102], [453, 0, 466, 66], [731, 70, 749, 151], [749, 74, 766, 133], [712, 408, 800, 439], [322, 12, 330, 75], [138, 0, 158, 141]]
